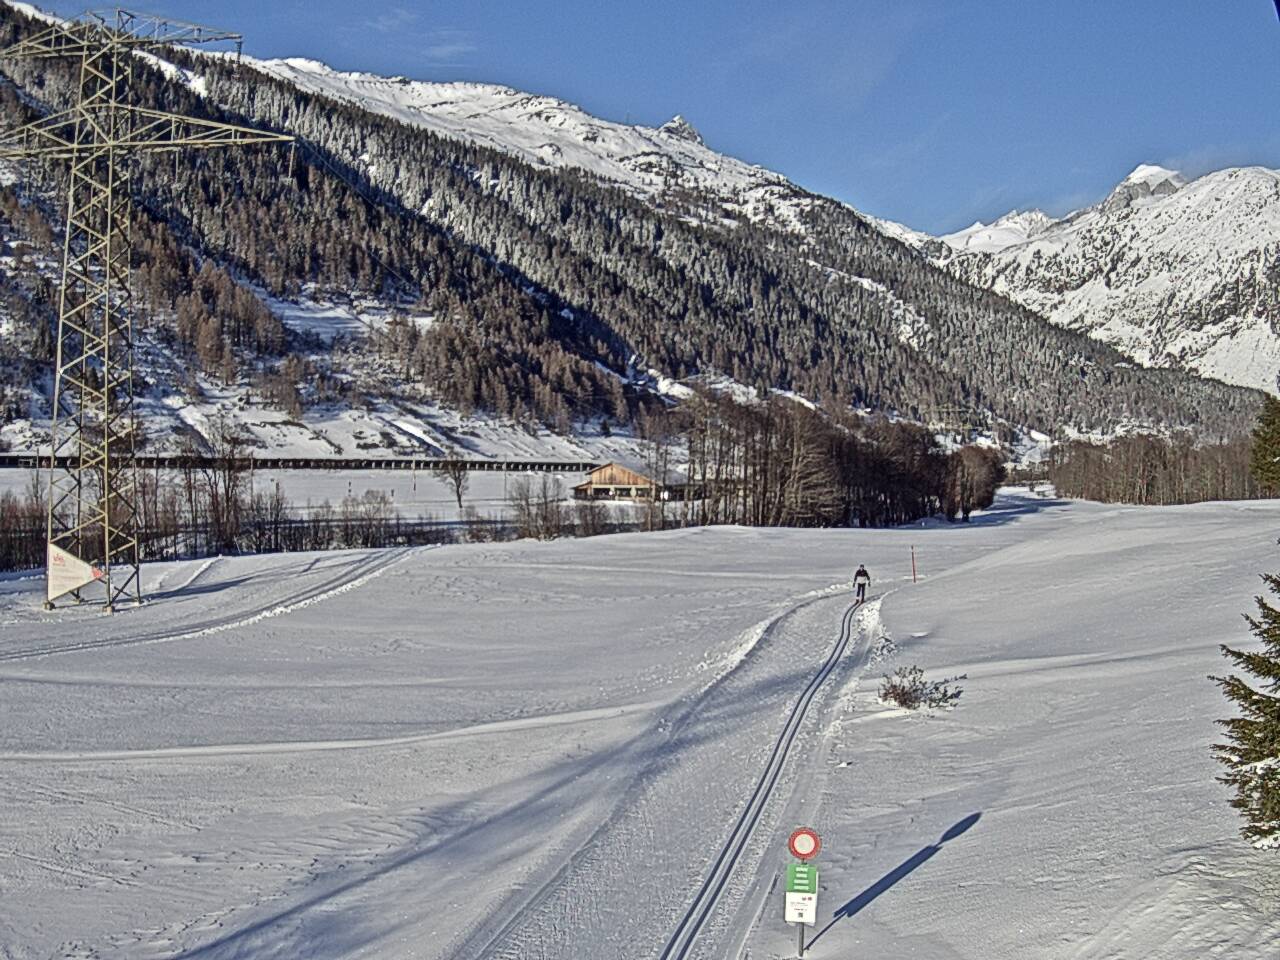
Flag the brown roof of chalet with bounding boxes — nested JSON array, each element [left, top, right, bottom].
[[574, 462, 656, 488]]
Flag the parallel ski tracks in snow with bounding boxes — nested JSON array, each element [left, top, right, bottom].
[[0, 548, 410, 663], [659, 598, 864, 960]]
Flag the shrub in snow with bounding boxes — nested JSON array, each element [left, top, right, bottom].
[[1213, 570, 1280, 850], [879, 665, 966, 710]]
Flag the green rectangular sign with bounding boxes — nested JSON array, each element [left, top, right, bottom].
[[786, 863, 818, 894]]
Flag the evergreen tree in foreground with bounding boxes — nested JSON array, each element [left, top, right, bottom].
[[1213, 574, 1280, 849], [1249, 395, 1280, 496]]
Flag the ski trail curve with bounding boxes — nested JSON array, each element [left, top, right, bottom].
[[0, 547, 411, 663], [461, 586, 851, 960], [0, 700, 661, 762], [465, 591, 870, 960]]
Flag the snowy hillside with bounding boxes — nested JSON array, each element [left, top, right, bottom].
[[239, 56, 821, 233], [234, 56, 1280, 400], [931, 164, 1280, 394], [1, 489, 1276, 958], [0, 277, 654, 464], [0, 2, 1265, 456]]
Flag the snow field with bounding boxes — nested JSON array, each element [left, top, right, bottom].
[[745, 498, 1280, 959], [0, 490, 1277, 958], [1, 525, 923, 958], [0, 468, 606, 522]]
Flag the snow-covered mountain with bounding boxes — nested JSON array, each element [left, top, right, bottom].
[[939, 208, 1054, 254], [928, 164, 1280, 394], [0, 0, 1263, 458], [239, 57, 821, 233], [243, 59, 1280, 396], [192, 53, 1253, 435]]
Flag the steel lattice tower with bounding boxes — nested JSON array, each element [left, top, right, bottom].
[[0, 10, 292, 611]]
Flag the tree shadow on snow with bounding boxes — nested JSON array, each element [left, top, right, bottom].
[[807, 812, 982, 949], [164, 666, 813, 959], [147, 575, 255, 601], [954, 495, 1069, 528]]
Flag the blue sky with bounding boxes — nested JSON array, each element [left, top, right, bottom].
[[36, 0, 1280, 233]]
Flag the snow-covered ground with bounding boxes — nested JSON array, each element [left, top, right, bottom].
[[0, 467, 591, 521], [1, 489, 1277, 958]]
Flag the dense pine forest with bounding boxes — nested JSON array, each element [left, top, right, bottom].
[[183, 49, 1259, 436]]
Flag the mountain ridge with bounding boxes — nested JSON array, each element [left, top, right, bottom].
[[0, 2, 1264, 462], [229, 53, 827, 237], [238, 52, 1280, 395], [926, 163, 1280, 393]]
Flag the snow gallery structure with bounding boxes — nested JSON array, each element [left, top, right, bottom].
[[0, 9, 291, 611]]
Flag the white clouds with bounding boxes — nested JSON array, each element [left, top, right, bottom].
[[367, 6, 416, 34], [362, 8, 476, 65], [421, 28, 478, 65]]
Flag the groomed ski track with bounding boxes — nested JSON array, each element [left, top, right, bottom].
[[465, 590, 874, 960], [8, 496, 1279, 959], [658, 598, 864, 960], [0, 547, 411, 662]]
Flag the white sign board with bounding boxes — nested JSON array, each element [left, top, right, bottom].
[[47, 543, 103, 603], [785, 891, 817, 925]]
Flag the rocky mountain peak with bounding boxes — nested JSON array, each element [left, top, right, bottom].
[[658, 114, 704, 145], [1101, 164, 1187, 213]]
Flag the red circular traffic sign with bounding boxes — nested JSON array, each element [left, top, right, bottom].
[[788, 827, 821, 860]]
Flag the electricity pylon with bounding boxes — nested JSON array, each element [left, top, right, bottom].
[[0, 9, 292, 611]]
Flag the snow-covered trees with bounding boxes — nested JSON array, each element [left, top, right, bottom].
[[0, 2, 1262, 449], [153, 19, 1261, 440], [1213, 576, 1280, 849]]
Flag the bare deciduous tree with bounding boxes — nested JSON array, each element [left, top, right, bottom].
[[433, 453, 470, 510]]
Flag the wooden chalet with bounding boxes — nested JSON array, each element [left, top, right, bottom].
[[573, 462, 660, 501]]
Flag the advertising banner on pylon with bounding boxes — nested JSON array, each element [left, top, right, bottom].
[[47, 543, 104, 602]]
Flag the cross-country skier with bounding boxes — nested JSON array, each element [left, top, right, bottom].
[[853, 564, 870, 603]]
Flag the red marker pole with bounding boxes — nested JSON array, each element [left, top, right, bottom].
[[911, 545, 917, 584]]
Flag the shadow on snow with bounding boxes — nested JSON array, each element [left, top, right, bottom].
[[807, 812, 982, 949]]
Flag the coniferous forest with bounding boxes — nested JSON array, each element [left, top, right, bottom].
[[0, 4, 1267, 534], [0, 5, 1263, 439]]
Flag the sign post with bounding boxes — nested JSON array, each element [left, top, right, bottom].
[[47, 543, 104, 605], [785, 827, 821, 957]]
